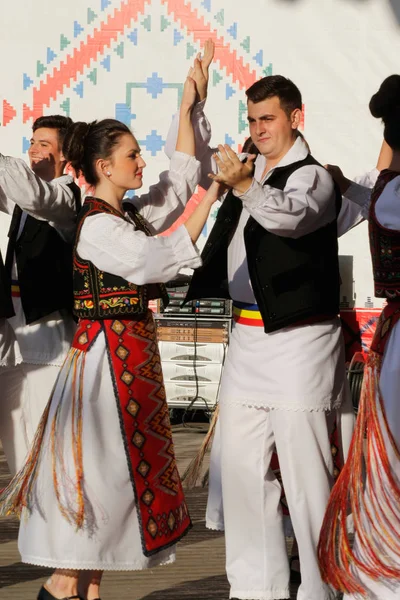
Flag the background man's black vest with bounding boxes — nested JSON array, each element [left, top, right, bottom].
[[0, 250, 14, 319], [185, 154, 341, 333], [1, 181, 81, 324]]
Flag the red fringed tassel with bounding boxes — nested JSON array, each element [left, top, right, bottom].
[[0, 349, 77, 519], [318, 350, 400, 595], [0, 347, 88, 532]]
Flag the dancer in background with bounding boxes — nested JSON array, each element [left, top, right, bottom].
[[319, 74, 400, 600], [0, 115, 80, 475]]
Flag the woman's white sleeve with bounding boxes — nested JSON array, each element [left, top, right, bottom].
[[77, 213, 201, 284], [128, 151, 201, 234]]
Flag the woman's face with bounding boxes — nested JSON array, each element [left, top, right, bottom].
[[108, 133, 146, 191]]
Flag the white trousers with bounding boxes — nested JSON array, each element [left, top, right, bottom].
[[220, 401, 339, 600], [0, 362, 59, 475], [206, 386, 355, 535], [206, 416, 224, 530]]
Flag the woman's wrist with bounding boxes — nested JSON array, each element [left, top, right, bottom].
[[179, 105, 193, 118], [202, 191, 219, 207]]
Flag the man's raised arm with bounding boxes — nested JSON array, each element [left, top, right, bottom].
[[0, 154, 76, 227]]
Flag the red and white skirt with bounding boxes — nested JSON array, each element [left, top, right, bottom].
[[0, 311, 191, 570]]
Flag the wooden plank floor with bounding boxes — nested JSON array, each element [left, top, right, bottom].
[[0, 420, 300, 600]]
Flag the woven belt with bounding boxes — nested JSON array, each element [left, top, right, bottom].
[[232, 301, 264, 327]]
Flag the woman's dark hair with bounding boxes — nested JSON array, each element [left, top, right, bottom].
[[62, 118, 131, 185], [246, 75, 302, 119], [369, 75, 400, 151], [33, 115, 74, 147]]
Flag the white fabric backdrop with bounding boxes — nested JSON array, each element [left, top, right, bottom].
[[1, 0, 400, 308]]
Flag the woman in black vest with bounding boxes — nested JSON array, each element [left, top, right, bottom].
[[0, 76, 221, 600]]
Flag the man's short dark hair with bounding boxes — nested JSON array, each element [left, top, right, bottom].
[[246, 75, 302, 118], [32, 115, 74, 147]]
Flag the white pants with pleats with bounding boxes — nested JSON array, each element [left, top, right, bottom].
[[0, 362, 60, 475], [219, 401, 339, 600]]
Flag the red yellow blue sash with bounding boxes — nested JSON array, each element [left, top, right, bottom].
[[232, 301, 264, 327], [11, 280, 20, 297]]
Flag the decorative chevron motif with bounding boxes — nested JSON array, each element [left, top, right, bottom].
[[3, 0, 294, 162], [2, 0, 306, 248]]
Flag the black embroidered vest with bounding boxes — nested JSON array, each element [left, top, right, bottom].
[[4, 181, 81, 325], [185, 154, 341, 333], [73, 197, 169, 320], [122, 202, 169, 307], [369, 169, 400, 300]]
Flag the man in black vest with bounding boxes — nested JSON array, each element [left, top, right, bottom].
[[0, 115, 79, 476], [168, 75, 346, 600]]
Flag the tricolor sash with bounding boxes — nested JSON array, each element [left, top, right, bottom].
[[232, 301, 264, 327]]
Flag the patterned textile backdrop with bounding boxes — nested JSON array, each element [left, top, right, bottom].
[[1, 0, 400, 320]]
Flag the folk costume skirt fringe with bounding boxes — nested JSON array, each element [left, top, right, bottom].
[[0, 311, 191, 570], [318, 302, 400, 598]]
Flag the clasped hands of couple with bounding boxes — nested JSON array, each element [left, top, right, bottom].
[[181, 38, 256, 199]]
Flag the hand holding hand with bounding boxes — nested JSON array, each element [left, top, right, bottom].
[[206, 179, 229, 203], [324, 164, 351, 194], [208, 145, 256, 194]]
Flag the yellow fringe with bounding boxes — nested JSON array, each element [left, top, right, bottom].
[[182, 404, 219, 489], [0, 347, 87, 532], [51, 347, 86, 529]]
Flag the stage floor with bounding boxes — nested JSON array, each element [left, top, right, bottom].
[[0, 422, 300, 600]]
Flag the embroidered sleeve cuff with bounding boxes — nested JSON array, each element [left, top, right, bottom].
[[168, 226, 202, 270]]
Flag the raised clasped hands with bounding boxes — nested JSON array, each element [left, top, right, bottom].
[[180, 38, 215, 111], [190, 38, 215, 102], [208, 145, 256, 194]]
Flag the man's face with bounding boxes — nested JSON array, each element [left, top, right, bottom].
[[247, 96, 300, 162], [28, 127, 65, 181]]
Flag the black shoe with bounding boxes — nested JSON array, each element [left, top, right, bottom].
[[37, 586, 83, 600]]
